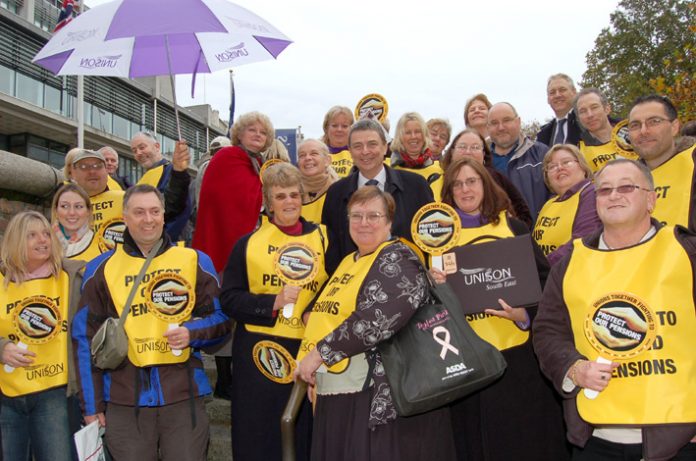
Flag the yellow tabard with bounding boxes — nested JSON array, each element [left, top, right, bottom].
[[107, 175, 123, 191], [533, 184, 586, 256], [298, 240, 394, 375], [580, 140, 639, 173], [67, 232, 102, 263], [104, 246, 198, 367], [244, 221, 329, 339], [393, 162, 443, 184], [301, 193, 326, 224], [90, 189, 124, 237], [430, 175, 443, 201], [563, 228, 696, 424], [0, 272, 69, 397], [330, 150, 353, 178], [651, 147, 695, 228], [449, 212, 529, 351], [137, 164, 165, 188]]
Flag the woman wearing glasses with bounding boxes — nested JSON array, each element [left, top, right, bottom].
[[429, 158, 568, 461], [534, 144, 602, 265], [436, 129, 532, 227], [296, 186, 456, 460], [220, 163, 329, 461]]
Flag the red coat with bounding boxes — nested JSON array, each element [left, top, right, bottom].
[[192, 145, 263, 272]]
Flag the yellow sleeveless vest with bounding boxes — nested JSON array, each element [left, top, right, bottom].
[[533, 183, 587, 256], [137, 164, 165, 188], [104, 246, 199, 367], [452, 213, 530, 350], [107, 175, 123, 191], [90, 189, 124, 237], [299, 240, 394, 374], [301, 193, 326, 224], [651, 147, 695, 228], [563, 228, 696, 424], [393, 162, 443, 184], [330, 150, 353, 178], [244, 221, 329, 339], [0, 272, 70, 397], [579, 140, 639, 173], [67, 233, 102, 263]]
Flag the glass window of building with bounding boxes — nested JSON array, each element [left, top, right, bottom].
[[15, 73, 44, 107], [44, 85, 62, 114], [113, 114, 130, 140], [0, 65, 15, 96], [91, 106, 113, 133], [26, 136, 49, 163]]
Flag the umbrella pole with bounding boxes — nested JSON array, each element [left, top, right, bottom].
[[164, 35, 183, 141]]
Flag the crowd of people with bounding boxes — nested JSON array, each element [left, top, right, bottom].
[[0, 72, 695, 461]]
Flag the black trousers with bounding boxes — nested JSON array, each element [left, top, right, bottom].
[[573, 436, 696, 461]]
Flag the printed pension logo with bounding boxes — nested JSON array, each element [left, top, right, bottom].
[[61, 29, 98, 46], [79, 55, 122, 70], [459, 267, 517, 290], [215, 42, 249, 62]]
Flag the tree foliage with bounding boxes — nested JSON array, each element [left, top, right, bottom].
[[581, 0, 695, 120]]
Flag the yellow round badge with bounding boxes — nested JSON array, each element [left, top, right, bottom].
[[410, 202, 461, 256], [145, 272, 196, 324], [252, 340, 296, 384], [584, 292, 657, 360], [611, 120, 637, 159], [259, 158, 287, 183], [97, 217, 126, 252], [354, 93, 389, 123], [13, 296, 63, 345]]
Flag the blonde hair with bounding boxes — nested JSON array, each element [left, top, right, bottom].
[[230, 112, 275, 153], [51, 183, 93, 227], [391, 112, 431, 154], [263, 139, 290, 162], [1, 211, 62, 288], [63, 147, 83, 180], [321, 106, 354, 146]]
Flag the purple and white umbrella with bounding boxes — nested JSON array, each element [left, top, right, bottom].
[[34, 0, 292, 78], [33, 0, 292, 136]]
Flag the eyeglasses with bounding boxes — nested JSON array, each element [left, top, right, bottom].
[[627, 117, 672, 132], [75, 162, 105, 171], [487, 117, 517, 129], [273, 192, 301, 201], [595, 184, 653, 197], [454, 143, 483, 152], [452, 177, 482, 189], [348, 212, 386, 224], [546, 159, 578, 172]]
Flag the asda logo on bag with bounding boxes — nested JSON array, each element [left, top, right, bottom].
[[446, 362, 466, 374]]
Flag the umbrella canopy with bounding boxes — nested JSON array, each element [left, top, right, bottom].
[[33, 0, 292, 78]]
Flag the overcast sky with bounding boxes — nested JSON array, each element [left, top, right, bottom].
[[84, 0, 621, 139]]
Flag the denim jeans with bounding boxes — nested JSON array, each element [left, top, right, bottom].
[[0, 386, 72, 461]]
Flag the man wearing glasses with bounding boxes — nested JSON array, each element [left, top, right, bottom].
[[70, 149, 125, 239], [627, 95, 696, 230], [488, 102, 551, 221], [534, 158, 696, 461]]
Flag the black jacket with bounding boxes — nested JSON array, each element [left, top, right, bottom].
[[321, 166, 434, 273], [536, 110, 583, 147]]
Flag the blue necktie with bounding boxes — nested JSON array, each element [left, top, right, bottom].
[[365, 179, 379, 186], [554, 119, 567, 145]]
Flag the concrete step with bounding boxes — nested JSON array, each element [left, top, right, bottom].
[[203, 353, 232, 461]]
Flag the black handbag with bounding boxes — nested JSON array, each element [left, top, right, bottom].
[[379, 274, 507, 416]]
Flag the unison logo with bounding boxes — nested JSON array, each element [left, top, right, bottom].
[[459, 267, 516, 290], [79, 55, 122, 69], [61, 29, 98, 46], [215, 43, 249, 62]]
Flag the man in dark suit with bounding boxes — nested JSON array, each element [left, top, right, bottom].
[[536, 73, 582, 147], [322, 119, 434, 273]]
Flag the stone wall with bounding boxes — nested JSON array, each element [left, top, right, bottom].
[[0, 150, 62, 240]]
